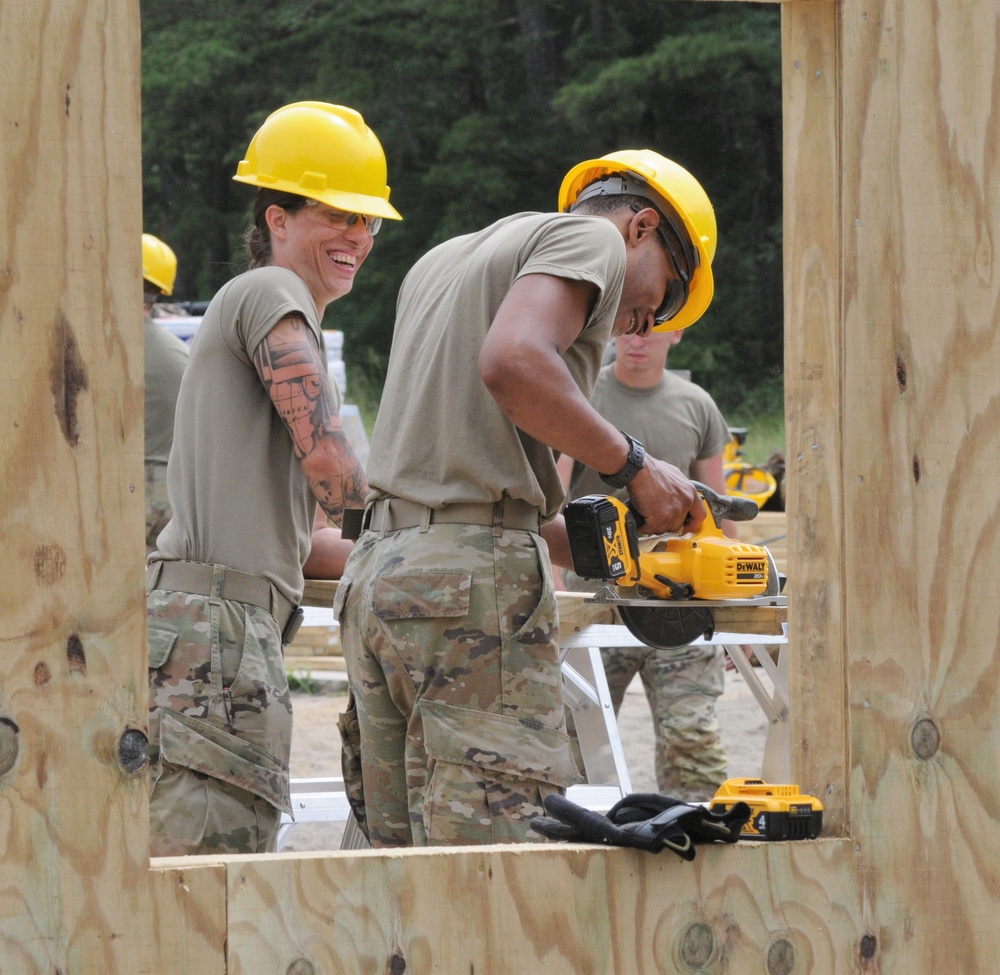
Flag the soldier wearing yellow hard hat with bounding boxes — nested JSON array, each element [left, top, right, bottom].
[[558, 149, 717, 332], [336, 148, 717, 848], [141, 233, 189, 554], [146, 102, 400, 857]]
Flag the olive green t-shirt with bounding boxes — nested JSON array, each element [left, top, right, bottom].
[[143, 316, 189, 464], [153, 266, 330, 605], [366, 212, 626, 521], [569, 367, 730, 502]]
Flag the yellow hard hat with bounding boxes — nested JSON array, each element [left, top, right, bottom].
[[558, 149, 716, 331], [233, 101, 402, 221], [141, 233, 177, 296]]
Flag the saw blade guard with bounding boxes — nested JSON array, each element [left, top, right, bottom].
[[617, 600, 715, 650]]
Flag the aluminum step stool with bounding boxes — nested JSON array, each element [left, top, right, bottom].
[[277, 621, 635, 852]]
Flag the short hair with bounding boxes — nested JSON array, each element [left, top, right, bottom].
[[570, 192, 650, 218]]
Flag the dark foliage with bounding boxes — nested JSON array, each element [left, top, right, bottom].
[[141, 0, 782, 413]]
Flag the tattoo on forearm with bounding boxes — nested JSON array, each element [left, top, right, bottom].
[[312, 431, 368, 523], [254, 317, 369, 519]]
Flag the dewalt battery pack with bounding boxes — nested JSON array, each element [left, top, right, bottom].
[[709, 778, 823, 841], [564, 495, 640, 582]]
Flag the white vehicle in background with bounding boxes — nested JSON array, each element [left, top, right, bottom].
[[154, 308, 367, 465], [156, 315, 202, 345]]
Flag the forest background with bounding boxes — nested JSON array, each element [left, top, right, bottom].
[[141, 0, 785, 458]]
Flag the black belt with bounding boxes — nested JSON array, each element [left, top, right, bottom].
[[345, 497, 540, 538], [146, 560, 303, 644]]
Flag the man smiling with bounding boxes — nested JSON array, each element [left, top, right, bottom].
[[337, 149, 718, 847]]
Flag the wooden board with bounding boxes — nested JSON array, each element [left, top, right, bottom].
[[839, 1, 1000, 967], [736, 510, 788, 577], [782, 0, 846, 827], [154, 841, 860, 973], [301, 579, 786, 638], [0, 2, 151, 971]]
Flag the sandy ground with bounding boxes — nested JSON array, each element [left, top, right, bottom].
[[282, 656, 776, 852]]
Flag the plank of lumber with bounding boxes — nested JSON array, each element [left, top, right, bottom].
[[300, 581, 785, 637], [302, 577, 340, 607], [284, 655, 346, 671]]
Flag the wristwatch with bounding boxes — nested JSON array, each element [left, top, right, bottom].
[[599, 432, 646, 489]]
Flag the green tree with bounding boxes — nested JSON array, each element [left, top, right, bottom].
[[554, 4, 783, 412], [140, 0, 782, 412]]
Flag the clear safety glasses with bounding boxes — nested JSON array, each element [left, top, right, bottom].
[[304, 199, 383, 236]]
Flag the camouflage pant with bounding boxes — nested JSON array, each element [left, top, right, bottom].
[[594, 642, 727, 801], [146, 573, 293, 856], [563, 571, 727, 801], [335, 522, 580, 848], [145, 462, 171, 554]]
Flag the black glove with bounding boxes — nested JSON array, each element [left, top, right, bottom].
[[608, 793, 751, 848], [533, 792, 751, 861]]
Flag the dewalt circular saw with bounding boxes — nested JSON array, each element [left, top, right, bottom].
[[564, 482, 783, 650]]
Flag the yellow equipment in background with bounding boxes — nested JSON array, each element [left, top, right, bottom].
[[724, 427, 778, 506]]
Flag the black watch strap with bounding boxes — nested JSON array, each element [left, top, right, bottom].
[[599, 432, 646, 489]]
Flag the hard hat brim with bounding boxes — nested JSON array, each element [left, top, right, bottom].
[[233, 175, 403, 221], [652, 262, 714, 332]]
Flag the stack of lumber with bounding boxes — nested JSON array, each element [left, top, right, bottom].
[[736, 510, 787, 577]]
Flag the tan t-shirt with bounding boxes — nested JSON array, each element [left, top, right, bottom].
[[153, 266, 330, 605], [569, 367, 730, 502], [143, 316, 190, 464], [366, 212, 626, 521]]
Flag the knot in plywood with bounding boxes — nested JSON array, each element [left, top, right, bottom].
[[117, 729, 148, 774], [911, 718, 940, 760], [680, 922, 716, 970], [767, 938, 796, 975]]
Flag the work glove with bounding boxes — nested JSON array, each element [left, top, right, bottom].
[[533, 792, 751, 861]]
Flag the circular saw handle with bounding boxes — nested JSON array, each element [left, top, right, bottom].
[[692, 480, 759, 526]]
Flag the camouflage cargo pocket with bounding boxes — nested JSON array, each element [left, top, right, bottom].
[[147, 625, 177, 669], [420, 698, 582, 843], [331, 577, 351, 622], [159, 707, 292, 815], [421, 699, 581, 787], [371, 570, 472, 620], [336, 689, 369, 841]]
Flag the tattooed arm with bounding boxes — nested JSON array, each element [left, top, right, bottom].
[[252, 313, 368, 526]]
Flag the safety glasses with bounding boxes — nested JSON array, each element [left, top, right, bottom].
[[303, 199, 382, 236], [631, 202, 694, 324]]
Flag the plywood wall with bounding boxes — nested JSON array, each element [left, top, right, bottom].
[[839, 0, 1000, 968], [2, 1, 1000, 973], [0, 1, 153, 972]]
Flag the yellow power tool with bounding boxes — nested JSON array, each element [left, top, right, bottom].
[[564, 482, 781, 649]]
